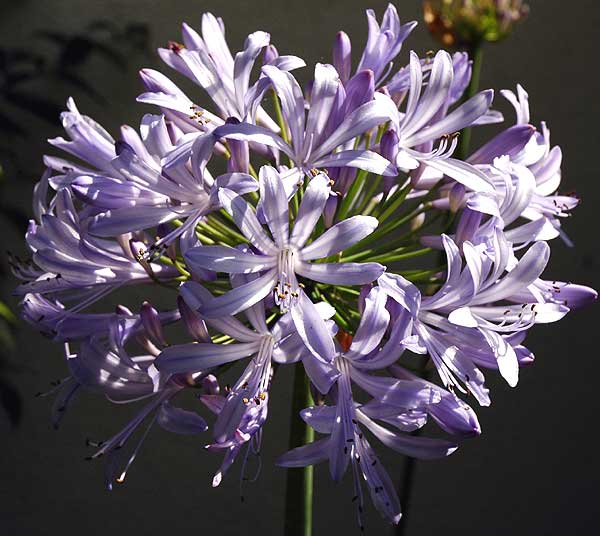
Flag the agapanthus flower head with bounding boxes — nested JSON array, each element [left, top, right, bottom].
[[13, 3, 594, 530]]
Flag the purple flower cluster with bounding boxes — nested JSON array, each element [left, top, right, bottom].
[[12, 3, 595, 526]]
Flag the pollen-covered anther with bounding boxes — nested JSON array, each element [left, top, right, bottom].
[[168, 41, 186, 53], [135, 248, 147, 262]]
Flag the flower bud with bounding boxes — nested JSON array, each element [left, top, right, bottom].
[[201, 374, 220, 395], [177, 295, 210, 342], [449, 182, 466, 212], [140, 301, 168, 347], [344, 70, 374, 113], [333, 31, 352, 84], [410, 212, 426, 232], [428, 392, 481, 437], [380, 129, 399, 164], [423, 0, 529, 47]]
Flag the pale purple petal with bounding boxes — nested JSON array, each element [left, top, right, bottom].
[[419, 157, 494, 193], [157, 402, 208, 434], [291, 291, 336, 363], [378, 272, 421, 316], [314, 149, 397, 176], [312, 98, 394, 160], [218, 188, 278, 255], [233, 31, 270, 113], [300, 215, 378, 261], [276, 438, 330, 467], [357, 412, 458, 459], [262, 65, 306, 152], [185, 245, 276, 274], [406, 90, 494, 147], [213, 122, 294, 158], [156, 341, 261, 373], [259, 166, 290, 248], [197, 269, 278, 318], [296, 261, 385, 285], [347, 286, 389, 358], [290, 174, 331, 248], [471, 241, 550, 305]]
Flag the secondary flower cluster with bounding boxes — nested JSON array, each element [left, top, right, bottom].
[[12, 3, 595, 527]]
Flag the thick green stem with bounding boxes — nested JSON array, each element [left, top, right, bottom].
[[456, 44, 483, 160], [284, 365, 314, 536]]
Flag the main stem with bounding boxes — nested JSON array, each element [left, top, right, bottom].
[[284, 364, 314, 536], [456, 43, 484, 160]]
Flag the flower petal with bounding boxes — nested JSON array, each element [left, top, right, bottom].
[[179, 281, 260, 342], [259, 166, 290, 248], [218, 188, 278, 255], [300, 216, 378, 261], [290, 174, 331, 248], [291, 291, 336, 363], [276, 438, 330, 467], [185, 245, 276, 274], [472, 241, 550, 305], [314, 149, 397, 176], [378, 272, 421, 317], [420, 157, 494, 193], [157, 402, 208, 434], [156, 341, 260, 374], [262, 65, 306, 152], [296, 261, 384, 285], [312, 98, 394, 160], [213, 122, 294, 158], [197, 269, 278, 318], [406, 90, 494, 147], [357, 411, 458, 459], [233, 31, 270, 113], [347, 286, 389, 358]]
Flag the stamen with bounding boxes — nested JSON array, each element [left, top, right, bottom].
[[274, 248, 299, 312]]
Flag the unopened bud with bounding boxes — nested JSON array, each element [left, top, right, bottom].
[[380, 129, 399, 164], [423, 0, 529, 47], [449, 182, 466, 213], [201, 374, 220, 395], [140, 301, 168, 347], [177, 295, 210, 342], [410, 211, 426, 231], [344, 70, 374, 113], [333, 31, 352, 84]]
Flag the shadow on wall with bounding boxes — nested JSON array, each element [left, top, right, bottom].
[[0, 19, 152, 429]]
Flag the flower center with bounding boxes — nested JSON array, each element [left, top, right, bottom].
[[274, 248, 299, 312]]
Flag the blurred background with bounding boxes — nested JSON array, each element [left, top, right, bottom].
[[0, 1, 598, 535]]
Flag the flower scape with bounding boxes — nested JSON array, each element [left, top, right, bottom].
[[12, 3, 596, 529]]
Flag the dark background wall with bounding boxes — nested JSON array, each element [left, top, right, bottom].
[[1, 1, 598, 535]]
